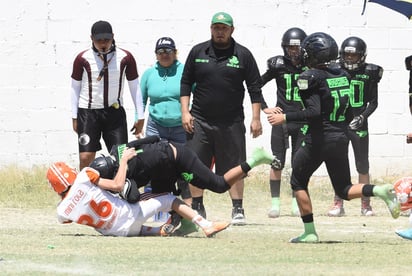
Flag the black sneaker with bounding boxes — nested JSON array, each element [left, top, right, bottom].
[[231, 207, 246, 226], [160, 211, 182, 236]]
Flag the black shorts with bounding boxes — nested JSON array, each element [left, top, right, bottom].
[[270, 122, 305, 169], [127, 141, 230, 194], [347, 129, 369, 174], [291, 140, 352, 199], [185, 118, 246, 174], [77, 107, 128, 153]]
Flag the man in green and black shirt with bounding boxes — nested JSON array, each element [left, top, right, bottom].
[[180, 12, 263, 225]]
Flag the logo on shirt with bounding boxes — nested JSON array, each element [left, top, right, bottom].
[[227, 56, 239, 68], [181, 172, 194, 182], [195, 58, 209, 63]]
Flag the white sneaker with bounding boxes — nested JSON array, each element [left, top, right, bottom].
[[231, 207, 246, 225]]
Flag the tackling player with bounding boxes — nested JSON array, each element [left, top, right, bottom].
[[46, 162, 229, 237]]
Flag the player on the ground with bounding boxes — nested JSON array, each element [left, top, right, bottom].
[[46, 162, 229, 237]]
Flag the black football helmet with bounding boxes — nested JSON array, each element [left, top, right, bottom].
[[301, 32, 338, 68], [281, 27, 307, 63], [89, 155, 118, 179], [339, 36, 367, 70]]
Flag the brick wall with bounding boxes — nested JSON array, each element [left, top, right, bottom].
[[0, 0, 411, 177]]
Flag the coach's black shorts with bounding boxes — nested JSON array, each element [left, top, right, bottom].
[[77, 107, 128, 153], [185, 118, 246, 174]]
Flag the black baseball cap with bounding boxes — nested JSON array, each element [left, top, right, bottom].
[[91, 20, 114, 40], [155, 37, 176, 52]]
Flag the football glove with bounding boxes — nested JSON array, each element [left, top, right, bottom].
[[349, 115, 364, 130]]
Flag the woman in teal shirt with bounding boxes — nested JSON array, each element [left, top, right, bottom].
[[140, 37, 186, 144]]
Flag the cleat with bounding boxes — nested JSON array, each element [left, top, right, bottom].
[[271, 155, 282, 170], [203, 221, 230, 237], [375, 184, 401, 219], [231, 207, 246, 225], [247, 147, 274, 168], [327, 197, 345, 217], [268, 208, 280, 218], [289, 233, 319, 243], [361, 197, 374, 216], [328, 206, 345, 217], [291, 208, 300, 217], [173, 218, 199, 236], [361, 206, 375, 216], [159, 212, 181, 236], [395, 228, 412, 240]]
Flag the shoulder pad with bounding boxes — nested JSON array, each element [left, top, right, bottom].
[[267, 56, 286, 70], [297, 70, 316, 91], [365, 63, 383, 82]]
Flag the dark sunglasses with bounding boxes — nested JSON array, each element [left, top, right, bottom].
[[156, 48, 174, 55]]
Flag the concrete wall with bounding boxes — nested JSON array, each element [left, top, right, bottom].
[[1, 0, 411, 177]]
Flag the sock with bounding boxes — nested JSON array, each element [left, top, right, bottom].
[[240, 162, 251, 173], [192, 214, 212, 228], [140, 225, 162, 236], [246, 147, 273, 168], [232, 199, 243, 209], [191, 196, 204, 209], [271, 197, 280, 209], [270, 180, 281, 197], [303, 222, 316, 234], [362, 184, 375, 197]]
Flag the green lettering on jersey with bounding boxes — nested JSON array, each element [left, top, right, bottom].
[[195, 59, 209, 63], [327, 76, 351, 122], [326, 77, 349, 88], [350, 80, 365, 108], [284, 73, 302, 102]]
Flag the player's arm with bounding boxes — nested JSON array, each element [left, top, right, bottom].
[[261, 56, 286, 113], [361, 64, 383, 119], [128, 78, 145, 137], [97, 148, 137, 192], [71, 79, 81, 133]]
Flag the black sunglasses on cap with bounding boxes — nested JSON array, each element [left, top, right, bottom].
[[156, 48, 174, 55]]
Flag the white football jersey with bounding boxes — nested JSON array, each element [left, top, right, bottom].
[[56, 168, 175, 236]]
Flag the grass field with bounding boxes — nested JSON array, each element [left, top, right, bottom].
[[0, 165, 411, 275]]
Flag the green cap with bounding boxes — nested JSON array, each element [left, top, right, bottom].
[[211, 12, 233, 26]]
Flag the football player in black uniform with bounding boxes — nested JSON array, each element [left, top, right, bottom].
[[267, 32, 399, 243], [91, 137, 274, 202], [260, 27, 307, 218], [327, 37, 383, 217]]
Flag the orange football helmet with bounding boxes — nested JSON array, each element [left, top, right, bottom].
[[46, 162, 77, 195], [394, 177, 412, 211]]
